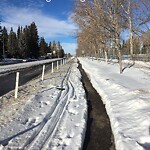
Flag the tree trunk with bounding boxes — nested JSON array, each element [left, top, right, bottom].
[[115, 16, 122, 73], [113, 0, 123, 73], [104, 50, 108, 64], [128, 1, 134, 60], [116, 35, 122, 73]]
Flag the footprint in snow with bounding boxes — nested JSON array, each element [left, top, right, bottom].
[[24, 118, 36, 126], [67, 130, 74, 138], [68, 108, 78, 115], [63, 138, 71, 146]]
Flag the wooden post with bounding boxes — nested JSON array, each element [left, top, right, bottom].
[[42, 65, 45, 81], [15, 72, 19, 99]]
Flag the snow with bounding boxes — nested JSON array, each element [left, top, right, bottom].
[[50, 64, 87, 150], [1, 56, 149, 150], [0, 59, 87, 150], [79, 57, 150, 150]]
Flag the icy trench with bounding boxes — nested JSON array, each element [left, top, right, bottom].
[[78, 61, 116, 150]]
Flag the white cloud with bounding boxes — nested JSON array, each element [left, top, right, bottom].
[[61, 43, 77, 55], [0, 6, 77, 38]]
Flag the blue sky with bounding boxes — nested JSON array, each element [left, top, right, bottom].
[[0, 0, 78, 55]]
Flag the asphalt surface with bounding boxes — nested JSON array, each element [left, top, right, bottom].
[[78, 62, 115, 150], [0, 61, 59, 97]]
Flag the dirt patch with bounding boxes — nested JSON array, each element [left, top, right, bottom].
[[78, 62, 115, 150]]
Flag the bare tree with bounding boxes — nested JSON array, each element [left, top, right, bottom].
[[72, 0, 149, 73]]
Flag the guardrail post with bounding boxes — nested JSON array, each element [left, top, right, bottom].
[[60, 60, 61, 66], [51, 62, 54, 73], [15, 72, 19, 99], [42, 65, 45, 81], [57, 61, 59, 70], [64, 58, 66, 64]]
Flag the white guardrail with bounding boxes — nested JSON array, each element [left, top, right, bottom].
[[14, 58, 68, 99]]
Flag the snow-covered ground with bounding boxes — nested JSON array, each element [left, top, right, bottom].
[[79, 57, 150, 150], [1, 56, 149, 150], [0, 59, 87, 150]]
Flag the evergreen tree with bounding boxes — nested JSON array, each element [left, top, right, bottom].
[[18, 27, 27, 58], [52, 41, 57, 58], [0, 21, 64, 59], [52, 41, 57, 51], [23, 25, 30, 58], [17, 26, 21, 39], [2, 27, 8, 57], [57, 41, 61, 51], [39, 37, 48, 56], [0, 22, 2, 40], [56, 41, 64, 58], [60, 49, 64, 58], [56, 41, 61, 58], [28, 22, 39, 58], [7, 27, 18, 57], [0, 22, 3, 58], [48, 41, 52, 53]]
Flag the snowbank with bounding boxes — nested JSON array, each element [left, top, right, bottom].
[[79, 57, 150, 150]]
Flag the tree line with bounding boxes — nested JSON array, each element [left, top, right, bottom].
[[73, 0, 150, 73], [0, 22, 65, 59]]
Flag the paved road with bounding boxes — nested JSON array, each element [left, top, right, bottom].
[[0, 61, 59, 97]]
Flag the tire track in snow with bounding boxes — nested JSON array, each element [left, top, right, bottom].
[[21, 64, 75, 150], [41, 79, 75, 150]]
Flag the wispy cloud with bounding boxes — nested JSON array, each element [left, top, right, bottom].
[[0, 5, 77, 38], [61, 43, 77, 55]]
